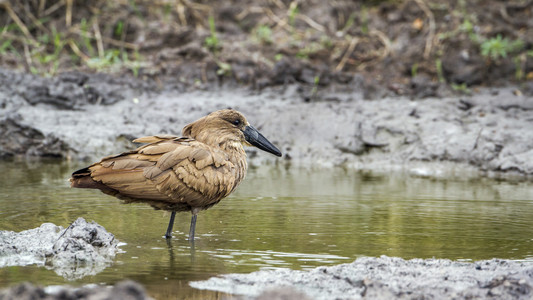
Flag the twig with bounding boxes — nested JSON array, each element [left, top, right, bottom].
[[414, 0, 435, 59], [56, 221, 74, 242], [179, 0, 211, 29], [68, 40, 90, 61], [65, 0, 73, 27], [176, 1, 187, 26], [38, 0, 46, 17], [296, 14, 326, 32], [235, 6, 267, 21], [335, 36, 359, 72], [370, 29, 391, 60], [269, 0, 286, 10], [23, 42, 32, 71], [20, 4, 50, 35], [499, 1, 533, 26], [1, 2, 38, 44], [264, 7, 290, 31], [69, 28, 139, 50], [92, 19, 105, 58], [43, 0, 65, 17]]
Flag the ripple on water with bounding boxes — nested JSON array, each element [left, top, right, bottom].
[[2, 161, 533, 298]]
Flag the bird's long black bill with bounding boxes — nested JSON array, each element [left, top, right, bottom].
[[243, 125, 282, 157]]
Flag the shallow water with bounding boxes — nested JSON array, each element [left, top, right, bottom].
[[1, 159, 533, 299]]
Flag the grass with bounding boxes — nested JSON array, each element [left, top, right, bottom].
[[0, 2, 145, 77], [411, 63, 418, 78], [253, 25, 273, 45], [310, 75, 320, 97], [0, 0, 530, 88], [480, 34, 524, 60], [435, 58, 445, 83], [288, 2, 299, 27], [215, 61, 231, 76], [451, 83, 470, 94], [436, 6, 529, 83], [204, 15, 219, 53]]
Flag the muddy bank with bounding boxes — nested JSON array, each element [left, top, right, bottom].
[[191, 255, 533, 300], [2, 255, 532, 300], [0, 218, 119, 280], [1, 68, 533, 177]]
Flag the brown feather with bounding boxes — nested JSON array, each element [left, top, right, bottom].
[[70, 109, 278, 216], [133, 134, 178, 143]]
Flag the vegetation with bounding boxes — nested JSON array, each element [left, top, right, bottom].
[[480, 35, 524, 60], [253, 25, 273, 45], [0, 1, 144, 76], [0, 0, 531, 90], [204, 15, 219, 53]]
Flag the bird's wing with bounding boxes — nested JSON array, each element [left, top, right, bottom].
[[132, 134, 180, 144], [87, 136, 239, 208]]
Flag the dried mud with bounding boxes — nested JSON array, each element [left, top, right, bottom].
[[1, 68, 533, 177]]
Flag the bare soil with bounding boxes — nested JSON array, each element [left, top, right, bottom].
[[1, 0, 532, 99]]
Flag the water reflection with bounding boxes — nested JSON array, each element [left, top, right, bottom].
[[1, 159, 533, 299]]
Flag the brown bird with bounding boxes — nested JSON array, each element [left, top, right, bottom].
[[70, 109, 281, 241]]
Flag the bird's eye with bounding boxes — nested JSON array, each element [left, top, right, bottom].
[[232, 119, 241, 126]]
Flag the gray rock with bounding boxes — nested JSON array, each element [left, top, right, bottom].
[[0, 280, 151, 300], [190, 255, 533, 300], [0, 115, 71, 158], [0, 218, 119, 280]]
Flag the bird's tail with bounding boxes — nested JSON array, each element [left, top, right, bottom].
[[70, 167, 107, 190]]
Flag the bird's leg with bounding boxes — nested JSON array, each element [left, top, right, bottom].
[[188, 214, 197, 242], [165, 211, 176, 239], [188, 208, 200, 242]]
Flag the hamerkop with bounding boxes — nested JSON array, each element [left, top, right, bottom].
[[70, 109, 281, 241]]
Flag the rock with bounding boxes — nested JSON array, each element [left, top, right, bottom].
[[441, 49, 486, 86], [0, 282, 47, 300], [0, 280, 151, 300], [409, 74, 439, 99], [190, 256, 533, 300], [0, 115, 70, 158], [0, 218, 119, 280]]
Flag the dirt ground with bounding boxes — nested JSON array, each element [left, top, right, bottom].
[[1, 0, 532, 98]]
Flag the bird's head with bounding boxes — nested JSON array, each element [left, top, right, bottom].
[[182, 109, 282, 157]]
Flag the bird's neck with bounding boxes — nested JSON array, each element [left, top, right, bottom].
[[195, 131, 243, 153], [219, 139, 247, 159], [193, 131, 247, 169], [221, 139, 248, 186]]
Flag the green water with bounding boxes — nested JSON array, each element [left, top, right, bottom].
[[1, 159, 533, 299]]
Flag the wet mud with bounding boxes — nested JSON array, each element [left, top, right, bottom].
[[0, 218, 119, 281], [191, 256, 533, 300], [1, 68, 532, 177], [3, 255, 532, 300]]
